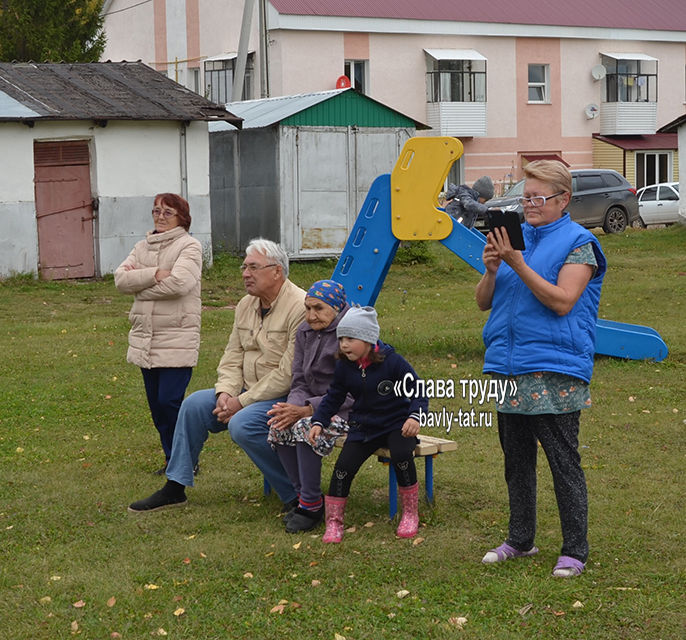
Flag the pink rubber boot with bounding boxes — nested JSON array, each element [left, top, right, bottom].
[[322, 496, 347, 543], [396, 483, 419, 538]]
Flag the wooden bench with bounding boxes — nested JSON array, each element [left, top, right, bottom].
[[264, 434, 457, 519]]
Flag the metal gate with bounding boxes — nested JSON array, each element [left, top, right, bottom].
[[34, 141, 95, 279]]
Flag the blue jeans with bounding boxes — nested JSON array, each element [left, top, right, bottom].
[[165, 388, 296, 503]]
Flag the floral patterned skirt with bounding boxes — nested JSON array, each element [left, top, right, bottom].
[[267, 415, 348, 457]]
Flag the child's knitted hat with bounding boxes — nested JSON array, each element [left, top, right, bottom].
[[336, 305, 379, 344]]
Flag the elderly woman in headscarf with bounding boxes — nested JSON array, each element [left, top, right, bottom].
[[267, 279, 352, 533]]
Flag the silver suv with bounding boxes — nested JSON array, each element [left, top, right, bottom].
[[483, 169, 639, 233]]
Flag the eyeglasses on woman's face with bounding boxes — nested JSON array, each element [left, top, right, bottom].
[[152, 207, 177, 218], [517, 191, 566, 208]]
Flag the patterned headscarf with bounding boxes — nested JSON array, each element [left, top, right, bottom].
[[306, 279, 346, 312]]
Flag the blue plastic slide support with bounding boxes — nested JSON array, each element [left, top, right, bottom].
[[438, 218, 487, 274], [331, 174, 399, 307], [595, 318, 668, 361]]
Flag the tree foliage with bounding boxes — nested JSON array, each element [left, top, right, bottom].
[[0, 0, 106, 62]]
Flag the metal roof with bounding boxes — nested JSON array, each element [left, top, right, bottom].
[[269, 0, 686, 32], [209, 88, 426, 131], [0, 61, 242, 126], [424, 49, 486, 61], [593, 133, 678, 150]]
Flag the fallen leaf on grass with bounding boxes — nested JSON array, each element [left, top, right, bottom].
[[518, 603, 533, 616], [70, 621, 79, 633], [39, 596, 52, 604], [345, 526, 356, 533], [553, 610, 565, 617], [110, 633, 122, 639], [73, 600, 86, 608], [334, 634, 346, 640], [609, 586, 639, 591], [364, 521, 374, 528], [107, 596, 116, 607], [144, 584, 160, 590], [309, 561, 318, 567], [292, 541, 302, 550], [396, 589, 410, 599], [448, 616, 467, 628], [270, 603, 286, 614], [311, 580, 321, 587], [152, 629, 168, 636], [265, 551, 275, 557], [173, 608, 185, 617], [572, 600, 584, 609], [412, 537, 425, 546], [182, 557, 191, 565], [243, 572, 254, 578], [50, 576, 61, 581]]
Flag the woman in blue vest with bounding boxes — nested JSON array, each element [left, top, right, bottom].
[[475, 160, 607, 578]]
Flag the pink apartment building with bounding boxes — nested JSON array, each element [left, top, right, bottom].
[[102, 0, 686, 191]]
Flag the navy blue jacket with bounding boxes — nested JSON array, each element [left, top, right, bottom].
[[482, 213, 606, 383], [312, 341, 428, 442]]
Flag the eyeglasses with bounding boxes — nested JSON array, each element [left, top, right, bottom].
[[239, 263, 278, 272], [152, 208, 177, 218], [517, 191, 565, 208]]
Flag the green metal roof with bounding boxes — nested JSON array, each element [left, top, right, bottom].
[[281, 89, 423, 128], [214, 88, 427, 131]]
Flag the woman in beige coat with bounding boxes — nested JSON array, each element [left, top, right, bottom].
[[115, 193, 202, 473]]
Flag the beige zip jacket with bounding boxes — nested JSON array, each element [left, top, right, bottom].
[[215, 278, 306, 406], [114, 226, 202, 369]]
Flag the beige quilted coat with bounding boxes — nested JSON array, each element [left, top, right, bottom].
[[115, 226, 202, 369]]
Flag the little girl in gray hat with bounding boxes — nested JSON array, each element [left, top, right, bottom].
[[309, 306, 428, 542]]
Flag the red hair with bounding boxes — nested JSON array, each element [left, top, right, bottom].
[[154, 193, 191, 230]]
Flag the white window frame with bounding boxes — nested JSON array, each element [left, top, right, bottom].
[[203, 52, 254, 104], [424, 49, 487, 103], [344, 59, 368, 94], [528, 64, 550, 104]]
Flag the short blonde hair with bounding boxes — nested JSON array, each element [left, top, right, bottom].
[[523, 160, 572, 195]]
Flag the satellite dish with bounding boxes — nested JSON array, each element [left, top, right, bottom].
[[584, 103, 599, 119], [591, 64, 607, 80]]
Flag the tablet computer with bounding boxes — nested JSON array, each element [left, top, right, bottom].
[[486, 209, 525, 251]]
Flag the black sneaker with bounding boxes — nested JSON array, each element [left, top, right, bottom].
[[280, 497, 299, 516], [128, 486, 187, 513], [285, 506, 324, 533]]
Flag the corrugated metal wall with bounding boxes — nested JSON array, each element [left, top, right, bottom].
[[209, 127, 281, 254]]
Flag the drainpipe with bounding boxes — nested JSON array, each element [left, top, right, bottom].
[[259, 0, 270, 97], [180, 122, 188, 199], [233, 0, 255, 101]]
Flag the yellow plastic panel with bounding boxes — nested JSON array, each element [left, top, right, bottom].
[[391, 137, 463, 240]]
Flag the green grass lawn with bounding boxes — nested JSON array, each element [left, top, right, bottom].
[[1, 226, 684, 639]]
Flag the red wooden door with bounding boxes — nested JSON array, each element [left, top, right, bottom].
[[34, 141, 95, 280]]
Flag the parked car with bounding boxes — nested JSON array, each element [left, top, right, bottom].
[[482, 169, 639, 233], [636, 182, 680, 226]]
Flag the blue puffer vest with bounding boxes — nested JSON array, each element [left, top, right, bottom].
[[482, 213, 607, 383]]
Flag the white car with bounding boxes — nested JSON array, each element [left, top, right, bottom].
[[636, 182, 680, 226]]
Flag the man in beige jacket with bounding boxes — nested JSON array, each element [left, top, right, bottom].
[[129, 238, 306, 512]]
